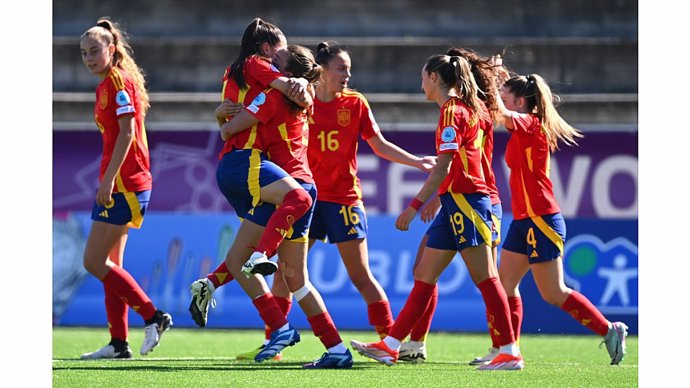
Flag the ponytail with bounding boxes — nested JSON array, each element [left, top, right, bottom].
[[230, 18, 284, 89], [315, 41, 347, 66], [83, 18, 150, 114], [530, 74, 582, 151], [446, 47, 504, 125], [504, 74, 583, 151], [425, 54, 487, 123]]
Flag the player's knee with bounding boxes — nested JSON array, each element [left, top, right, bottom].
[[82, 255, 99, 275], [292, 281, 313, 301], [541, 289, 568, 306], [288, 188, 312, 214], [350, 273, 374, 291]]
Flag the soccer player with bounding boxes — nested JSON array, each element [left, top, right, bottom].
[[234, 41, 436, 360], [217, 44, 354, 368], [78, 18, 172, 360], [219, 18, 316, 278], [493, 69, 629, 365], [398, 48, 507, 365], [187, 18, 315, 329], [350, 53, 523, 370]]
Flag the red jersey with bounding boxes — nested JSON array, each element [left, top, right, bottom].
[[94, 67, 151, 192], [218, 55, 282, 159], [478, 102, 500, 204], [504, 113, 561, 219], [245, 88, 314, 183], [307, 90, 380, 205], [435, 97, 488, 195]]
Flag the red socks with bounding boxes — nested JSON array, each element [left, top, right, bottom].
[[410, 283, 438, 342], [560, 291, 609, 337], [104, 283, 128, 341], [477, 277, 515, 346], [487, 296, 523, 347], [307, 311, 342, 349], [389, 280, 435, 341], [367, 300, 394, 338], [507, 296, 523, 342], [255, 189, 312, 257], [265, 296, 293, 340], [102, 265, 156, 321], [252, 293, 289, 332], [207, 262, 234, 289]]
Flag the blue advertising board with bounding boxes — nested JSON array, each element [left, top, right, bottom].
[[55, 213, 637, 335]]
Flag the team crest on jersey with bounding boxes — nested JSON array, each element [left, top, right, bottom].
[[337, 109, 351, 126], [441, 126, 456, 142], [116, 90, 132, 107], [98, 89, 109, 109]]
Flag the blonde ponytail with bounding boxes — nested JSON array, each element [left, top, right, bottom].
[[529, 74, 582, 151], [84, 18, 150, 114]]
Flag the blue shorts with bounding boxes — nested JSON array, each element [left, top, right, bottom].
[[425, 192, 493, 252], [216, 149, 290, 218], [491, 203, 503, 245], [309, 200, 368, 243], [91, 190, 151, 229], [246, 181, 317, 242], [502, 213, 566, 264]]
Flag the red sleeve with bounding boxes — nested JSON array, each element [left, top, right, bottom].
[[245, 89, 279, 123], [107, 70, 137, 118], [482, 117, 494, 135], [245, 56, 282, 88], [435, 104, 472, 154], [358, 96, 380, 141], [509, 113, 540, 135]]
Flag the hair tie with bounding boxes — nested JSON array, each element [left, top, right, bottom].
[[96, 20, 111, 31], [450, 56, 460, 67]]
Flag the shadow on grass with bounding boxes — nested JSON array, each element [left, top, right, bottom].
[[52, 359, 379, 371], [53, 357, 484, 373]]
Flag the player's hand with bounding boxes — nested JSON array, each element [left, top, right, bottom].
[[491, 55, 510, 83], [489, 54, 503, 67], [395, 206, 418, 231], [418, 155, 437, 173], [215, 99, 243, 119], [421, 195, 441, 223], [96, 180, 115, 207], [287, 77, 308, 100]]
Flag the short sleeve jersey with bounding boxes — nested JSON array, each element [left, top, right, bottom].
[[218, 56, 282, 159], [307, 89, 380, 205], [478, 102, 500, 204], [504, 113, 561, 219], [245, 88, 314, 183], [94, 67, 151, 192], [435, 97, 488, 195]]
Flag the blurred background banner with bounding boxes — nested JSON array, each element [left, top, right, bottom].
[[53, 0, 637, 334], [53, 128, 637, 218]]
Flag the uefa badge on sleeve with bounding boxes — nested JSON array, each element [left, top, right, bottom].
[[441, 126, 456, 143], [116, 90, 132, 107]]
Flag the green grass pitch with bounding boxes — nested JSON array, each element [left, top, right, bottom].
[[53, 327, 637, 387]]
